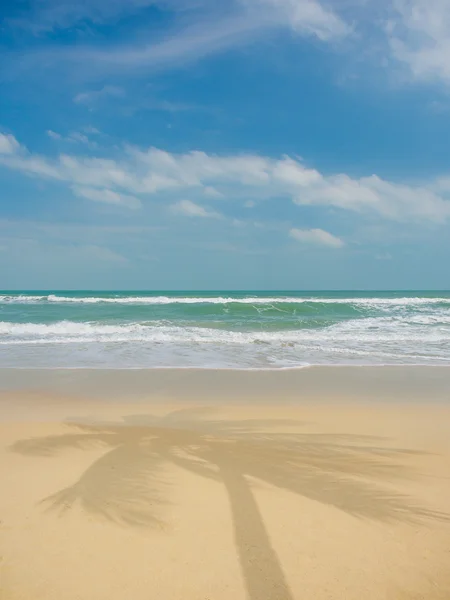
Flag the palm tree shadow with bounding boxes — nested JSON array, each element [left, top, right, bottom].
[[10, 407, 449, 600]]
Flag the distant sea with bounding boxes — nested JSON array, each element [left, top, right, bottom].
[[1, 291, 450, 369]]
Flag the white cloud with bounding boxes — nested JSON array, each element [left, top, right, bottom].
[[0, 133, 21, 155], [1, 131, 450, 222], [46, 129, 98, 147], [170, 199, 221, 218], [72, 186, 142, 209], [272, 155, 321, 187], [253, 0, 350, 41], [74, 86, 125, 105], [46, 129, 62, 140], [289, 228, 344, 247], [388, 0, 450, 83], [288, 172, 450, 222]]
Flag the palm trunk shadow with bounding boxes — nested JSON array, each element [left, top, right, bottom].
[[219, 462, 295, 600]]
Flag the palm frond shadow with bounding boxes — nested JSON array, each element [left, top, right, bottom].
[[11, 407, 449, 600], [41, 441, 168, 528]]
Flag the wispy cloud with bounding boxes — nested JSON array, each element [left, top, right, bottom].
[[254, 0, 351, 40], [69, 132, 91, 145], [7, 0, 450, 91], [73, 86, 125, 105], [46, 130, 62, 140], [12, 0, 350, 79], [2, 131, 450, 222], [8, 0, 350, 40], [46, 129, 98, 148], [72, 186, 142, 209], [6, 0, 183, 34], [138, 98, 203, 113], [289, 227, 344, 247], [170, 199, 222, 218]]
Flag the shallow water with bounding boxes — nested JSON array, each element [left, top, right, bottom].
[[1, 290, 449, 368]]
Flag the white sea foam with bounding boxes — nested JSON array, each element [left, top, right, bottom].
[[0, 295, 48, 304], [1, 318, 449, 346], [0, 294, 449, 306], [0, 317, 448, 366]]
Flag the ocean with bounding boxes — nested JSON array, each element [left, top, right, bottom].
[[0, 290, 449, 369]]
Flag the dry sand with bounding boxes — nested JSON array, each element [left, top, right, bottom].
[[1, 367, 450, 600]]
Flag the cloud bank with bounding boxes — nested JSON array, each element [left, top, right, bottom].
[[1, 131, 450, 222]]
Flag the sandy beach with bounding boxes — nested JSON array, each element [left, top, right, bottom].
[[1, 367, 450, 600]]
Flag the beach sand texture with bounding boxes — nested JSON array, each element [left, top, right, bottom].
[[1, 368, 450, 600]]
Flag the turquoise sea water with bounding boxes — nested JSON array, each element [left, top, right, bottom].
[[1, 290, 450, 368]]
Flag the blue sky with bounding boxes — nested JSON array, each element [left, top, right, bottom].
[[1, 0, 450, 289]]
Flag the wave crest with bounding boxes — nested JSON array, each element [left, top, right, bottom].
[[1, 294, 449, 307]]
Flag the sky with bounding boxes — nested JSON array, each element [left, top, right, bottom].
[[1, 0, 450, 290]]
